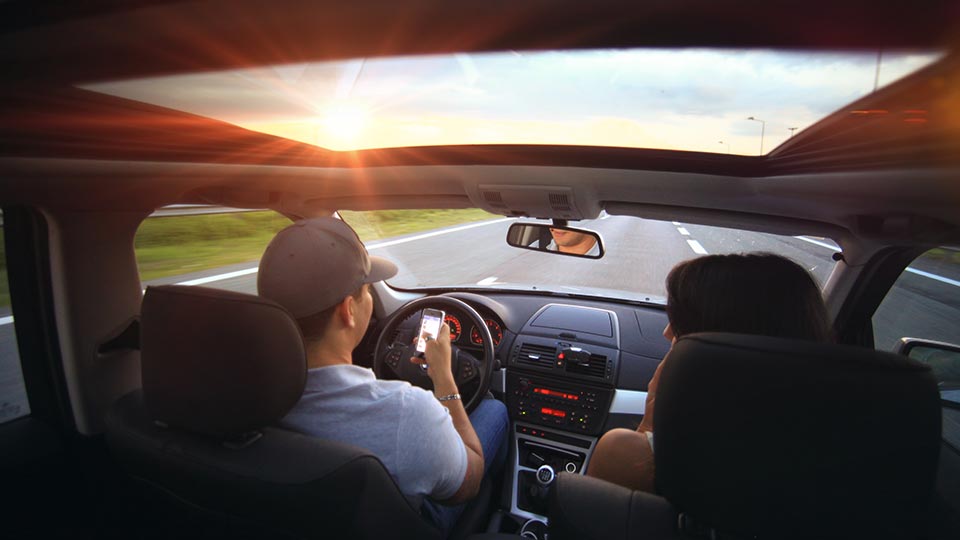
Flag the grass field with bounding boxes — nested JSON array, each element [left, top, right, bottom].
[[134, 209, 498, 282]]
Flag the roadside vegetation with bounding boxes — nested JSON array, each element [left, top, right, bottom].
[[134, 208, 498, 283], [927, 247, 960, 264]]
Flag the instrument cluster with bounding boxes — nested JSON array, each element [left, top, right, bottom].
[[443, 312, 503, 347]]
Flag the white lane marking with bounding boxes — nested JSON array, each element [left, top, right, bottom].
[[0, 316, 13, 326], [687, 239, 708, 255], [677, 227, 690, 236], [365, 218, 512, 250], [176, 267, 259, 286], [906, 268, 960, 288], [671, 221, 681, 226], [795, 236, 959, 288], [794, 235, 840, 252], [140, 219, 511, 290], [477, 276, 498, 285]]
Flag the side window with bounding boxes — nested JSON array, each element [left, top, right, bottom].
[[873, 247, 960, 398], [134, 207, 290, 293], [0, 218, 30, 423]]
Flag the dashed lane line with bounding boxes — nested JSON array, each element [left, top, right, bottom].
[[686, 239, 708, 255]]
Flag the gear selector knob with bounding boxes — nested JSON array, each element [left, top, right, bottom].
[[536, 464, 555, 486]]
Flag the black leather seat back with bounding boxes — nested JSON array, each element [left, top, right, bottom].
[[655, 332, 941, 540], [105, 286, 439, 539]]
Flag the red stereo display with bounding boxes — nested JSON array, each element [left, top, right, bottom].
[[540, 407, 567, 418], [533, 387, 579, 401]]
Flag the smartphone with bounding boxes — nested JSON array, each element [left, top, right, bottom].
[[416, 308, 446, 354]]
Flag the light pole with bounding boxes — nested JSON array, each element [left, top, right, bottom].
[[718, 140, 730, 154], [788, 127, 798, 138], [747, 116, 765, 154]]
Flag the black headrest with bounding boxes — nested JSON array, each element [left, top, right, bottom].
[[654, 332, 941, 540], [141, 285, 306, 438]]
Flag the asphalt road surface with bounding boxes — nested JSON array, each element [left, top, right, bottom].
[[1, 216, 958, 422]]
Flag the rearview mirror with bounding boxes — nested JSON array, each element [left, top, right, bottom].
[[506, 223, 604, 259]]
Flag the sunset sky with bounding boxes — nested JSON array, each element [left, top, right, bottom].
[[85, 49, 940, 155]]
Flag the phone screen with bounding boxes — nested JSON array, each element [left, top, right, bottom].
[[416, 309, 445, 353]]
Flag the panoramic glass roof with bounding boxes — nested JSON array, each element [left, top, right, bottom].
[[83, 49, 941, 155]]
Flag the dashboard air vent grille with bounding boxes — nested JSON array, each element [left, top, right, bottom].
[[516, 343, 557, 368], [565, 354, 608, 378]]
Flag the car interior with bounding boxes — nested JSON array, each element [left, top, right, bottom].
[[2, 1, 959, 539]]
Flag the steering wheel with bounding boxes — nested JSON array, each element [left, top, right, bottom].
[[374, 296, 495, 413]]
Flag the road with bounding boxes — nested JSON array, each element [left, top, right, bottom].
[[1, 216, 958, 422]]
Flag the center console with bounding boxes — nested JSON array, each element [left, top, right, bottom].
[[503, 303, 621, 523]]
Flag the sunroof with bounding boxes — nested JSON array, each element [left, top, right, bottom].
[[82, 49, 941, 155]]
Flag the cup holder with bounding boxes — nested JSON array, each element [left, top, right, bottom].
[[519, 519, 548, 540]]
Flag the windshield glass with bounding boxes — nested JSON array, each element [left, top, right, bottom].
[[340, 211, 836, 304], [83, 49, 940, 155]]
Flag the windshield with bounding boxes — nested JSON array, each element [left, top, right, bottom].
[[340, 211, 836, 304], [83, 49, 940, 155]]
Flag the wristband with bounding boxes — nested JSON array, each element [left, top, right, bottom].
[[437, 393, 461, 402]]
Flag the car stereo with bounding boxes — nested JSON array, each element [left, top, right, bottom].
[[505, 373, 612, 435]]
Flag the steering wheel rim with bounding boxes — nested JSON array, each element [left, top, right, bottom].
[[374, 295, 495, 413]]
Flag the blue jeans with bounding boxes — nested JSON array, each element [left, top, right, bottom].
[[422, 397, 509, 537]]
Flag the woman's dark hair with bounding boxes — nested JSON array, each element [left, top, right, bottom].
[[665, 253, 831, 342]]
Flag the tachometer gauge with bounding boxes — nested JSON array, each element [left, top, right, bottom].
[[471, 319, 503, 346], [444, 314, 462, 342]]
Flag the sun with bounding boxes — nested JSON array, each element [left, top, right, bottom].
[[321, 104, 369, 142]]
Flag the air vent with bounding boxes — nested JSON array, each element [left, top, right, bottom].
[[565, 354, 608, 379], [548, 193, 572, 211], [482, 191, 508, 210], [516, 343, 557, 368]]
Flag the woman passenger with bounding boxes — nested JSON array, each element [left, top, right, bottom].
[[585, 253, 831, 492]]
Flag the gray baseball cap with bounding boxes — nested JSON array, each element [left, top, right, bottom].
[[257, 217, 398, 319]]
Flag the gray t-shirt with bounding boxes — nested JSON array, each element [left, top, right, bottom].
[[279, 364, 468, 505]]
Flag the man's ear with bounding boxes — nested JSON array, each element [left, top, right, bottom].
[[337, 295, 355, 328]]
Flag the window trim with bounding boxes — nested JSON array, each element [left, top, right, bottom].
[[833, 245, 926, 348], [3, 206, 72, 431]]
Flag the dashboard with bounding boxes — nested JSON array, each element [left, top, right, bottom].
[[441, 310, 504, 348], [376, 289, 673, 523]]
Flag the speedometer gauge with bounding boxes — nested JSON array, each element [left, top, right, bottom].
[[444, 315, 462, 342], [471, 319, 503, 346]]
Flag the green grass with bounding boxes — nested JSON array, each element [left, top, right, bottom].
[[135, 208, 499, 283], [340, 209, 498, 243], [924, 247, 960, 265]]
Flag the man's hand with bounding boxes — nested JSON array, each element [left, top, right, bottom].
[[410, 322, 455, 386], [408, 322, 483, 504]]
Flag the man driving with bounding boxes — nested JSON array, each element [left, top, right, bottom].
[[257, 217, 508, 536]]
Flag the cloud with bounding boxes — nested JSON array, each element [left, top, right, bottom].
[[83, 48, 942, 154]]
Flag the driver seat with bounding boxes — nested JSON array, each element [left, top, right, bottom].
[[105, 285, 483, 539]]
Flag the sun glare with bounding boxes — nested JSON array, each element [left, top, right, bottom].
[[321, 104, 368, 142], [82, 49, 944, 154]]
